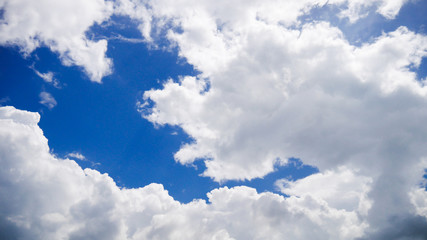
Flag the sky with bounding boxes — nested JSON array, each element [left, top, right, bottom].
[[0, 0, 427, 239]]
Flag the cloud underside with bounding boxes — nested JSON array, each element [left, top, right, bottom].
[[1, 0, 427, 239]]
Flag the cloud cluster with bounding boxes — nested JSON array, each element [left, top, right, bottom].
[[0, 0, 410, 82], [0, 105, 425, 239], [123, 0, 427, 237], [1, 0, 427, 239], [0, 106, 370, 239], [136, 1, 427, 182], [0, 0, 113, 82]]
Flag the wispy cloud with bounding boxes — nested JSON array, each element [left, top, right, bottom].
[[30, 65, 61, 88], [108, 34, 146, 44], [39, 91, 57, 109], [66, 152, 86, 161], [66, 151, 100, 167], [0, 97, 10, 106]]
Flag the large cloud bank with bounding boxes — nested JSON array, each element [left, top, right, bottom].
[[1, 106, 370, 239], [1, 0, 427, 239], [0, 106, 425, 239], [127, 0, 427, 238], [129, 0, 427, 182]]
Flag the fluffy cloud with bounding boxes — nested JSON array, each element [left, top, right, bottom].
[[139, 5, 427, 182], [275, 167, 372, 214], [0, 0, 113, 82], [0, 106, 369, 239], [123, 0, 427, 238], [116, 0, 407, 46], [1, 107, 422, 239], [2, 0, 427, 239], [411, 185, 427, 218], [0, 0, 409, 82]]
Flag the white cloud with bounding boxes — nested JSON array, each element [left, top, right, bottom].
[[2, 0, 427, 239], [124, 0, 427, 237], [0, 106, 369, 239], [337, 0, 409, 22], [109, 34, 145, 44], [275, 167, 373, 214], [376, 0, 408, 19], [0, 0, 113, 82], [36, 71, 55, 84], [66, 152, 86, 161], [39, 91, 57, 109], [65, 152, 101, 167], [0, 0, 407, 83], [411, 187, 427, 218], [30, 66, 61, 88], [141, 18, 427, 182]]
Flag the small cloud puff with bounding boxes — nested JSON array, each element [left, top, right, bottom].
[[66, 152, 86, 161], [39, 91, 57, 110]]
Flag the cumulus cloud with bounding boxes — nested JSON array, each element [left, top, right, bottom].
[[2, 0, 427, 239], [0, 106, 369, 240], [39, 91, 57, 109], [0, 0, 408, 82], [411, 186, 427, 218], [120, 0, 427, 238], [0, 0, 113, 82], [1, 107, 423, 239], [138, 3, 427, 182], [275, 167, 373, 214], [337, 0, 409, 22]]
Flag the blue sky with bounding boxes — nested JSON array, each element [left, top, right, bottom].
[[0, 21, 319, 202], [1, 0, 427, 239], [0, 14, 319, 203]]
